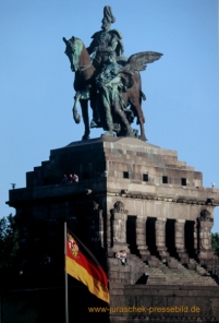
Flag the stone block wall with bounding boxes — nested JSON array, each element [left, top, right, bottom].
[[109, 285, 219, 322]]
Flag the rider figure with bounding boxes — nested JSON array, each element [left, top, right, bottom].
[[87, 6, 124, 69], [87, 6, 126, 129]]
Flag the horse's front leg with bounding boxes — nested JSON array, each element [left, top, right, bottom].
[[80, 99, 90, 140], [72, 92, 81, 124]]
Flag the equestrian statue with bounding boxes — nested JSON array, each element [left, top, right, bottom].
[[63, 6, 162, 141]]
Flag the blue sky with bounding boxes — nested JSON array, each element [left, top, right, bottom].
[[1, 0, 219, 231]]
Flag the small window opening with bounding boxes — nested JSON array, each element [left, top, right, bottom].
[[123, 171, 129, 179], [162, 176, 168, 184], [143, 174, 149, 182], [181, 178, 187, 186]]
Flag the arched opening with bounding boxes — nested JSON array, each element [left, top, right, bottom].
[[146, 217, 158, 256], [185, 220, 195, 258], [166, 219, 177, 258], [126, 215, 137, 254]]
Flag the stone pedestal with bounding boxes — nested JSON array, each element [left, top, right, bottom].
[[7, 137, 219, 323]]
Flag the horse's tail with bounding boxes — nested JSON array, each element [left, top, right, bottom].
[[72, 92, 81, 124], [140, 90, 146, 101]]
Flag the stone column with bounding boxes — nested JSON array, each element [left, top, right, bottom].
[[155, 217, 169, 262], [194, 220, 198, 253], [110, 201, 128, 254], [136, 216, 150, 261], [106, 210, 112, 253], [198, 209, 215, 261], [175, 219, 189, 264], [99, 209, 104, 249]]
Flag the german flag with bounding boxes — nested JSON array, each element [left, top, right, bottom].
[[65, 232, 110, 303]]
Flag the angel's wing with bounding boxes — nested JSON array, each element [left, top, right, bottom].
[[123, 51, 163, 73]]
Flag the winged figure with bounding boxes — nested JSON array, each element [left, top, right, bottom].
[[124, 51, 163, 73], [95, 51, 163, 137]]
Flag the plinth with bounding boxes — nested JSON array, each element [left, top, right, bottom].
[[7, 137, 219, 322]]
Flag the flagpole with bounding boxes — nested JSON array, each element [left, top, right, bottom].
[[64, 221, 69, 323]]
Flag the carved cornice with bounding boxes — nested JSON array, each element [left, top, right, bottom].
[[109, 191, 218, 206]]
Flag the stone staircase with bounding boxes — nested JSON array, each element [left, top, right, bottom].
[[145, 260, 217, 286], [113, 254, 218, 286]]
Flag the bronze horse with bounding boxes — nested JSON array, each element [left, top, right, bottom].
[[63, 36, 161, 141]]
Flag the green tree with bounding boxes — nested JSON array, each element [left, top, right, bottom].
[[0, 214, 19, 268], [211, 232, 219, 257]]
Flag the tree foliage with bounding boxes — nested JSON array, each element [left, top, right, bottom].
[[211, 232, 219, 257], [0, 214, 19, 268]]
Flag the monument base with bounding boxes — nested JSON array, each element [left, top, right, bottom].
[[7, 137, 219, 323], [110, 285, 219, 323]]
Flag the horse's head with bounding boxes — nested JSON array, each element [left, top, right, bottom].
[[63, 36, 84, 72]]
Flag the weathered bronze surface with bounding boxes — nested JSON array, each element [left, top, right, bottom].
[[63, 6, 162, 141]]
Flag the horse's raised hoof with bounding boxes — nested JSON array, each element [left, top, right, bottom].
[[73, 114, 81, 124]]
